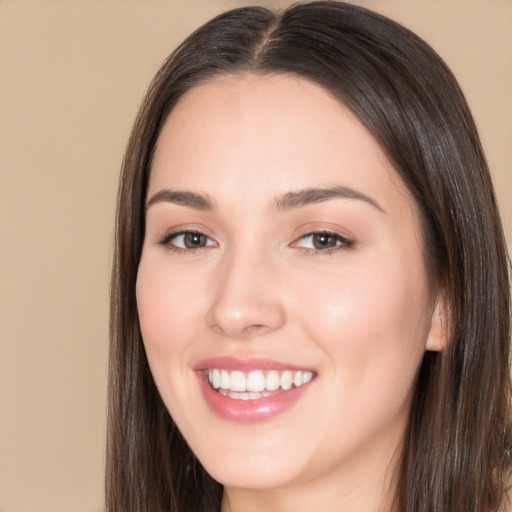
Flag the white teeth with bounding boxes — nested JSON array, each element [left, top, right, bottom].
[[229, 371, 247, 392], [303, 371, 313, 384], [280, 371, 293, 390], [266, 370, 280, 391], [247, 370, 266, 392], [220, 369, 230, 389], [211, 368, 220, 389], [206, 368, 315, 396]]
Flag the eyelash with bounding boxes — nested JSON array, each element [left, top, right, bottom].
[[158, 230, 215, 253], [292, 230, 355, 255], [158, 229, 355, 255]]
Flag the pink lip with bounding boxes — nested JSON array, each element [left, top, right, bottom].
[[194, 357, 316, 423], [193, 356, 314, 372]]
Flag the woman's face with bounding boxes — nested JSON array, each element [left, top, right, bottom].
[[137, 74, 442, 496]]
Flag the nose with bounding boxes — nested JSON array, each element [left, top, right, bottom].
[[205, 250, 286, 340]]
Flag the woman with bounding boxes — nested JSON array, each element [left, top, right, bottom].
[[106, 2, 512, 511]]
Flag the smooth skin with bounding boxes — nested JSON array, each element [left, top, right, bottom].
[[136, 74, 445, 512]]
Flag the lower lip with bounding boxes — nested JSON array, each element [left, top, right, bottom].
[[197, 373, 313, 423]]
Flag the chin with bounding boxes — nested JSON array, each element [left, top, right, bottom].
[[203, 455, 304, 490], [184, 426, 314, 490]]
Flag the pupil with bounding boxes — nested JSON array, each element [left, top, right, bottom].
[[313, 233, 335, 249], [185, 233, 204, 248]]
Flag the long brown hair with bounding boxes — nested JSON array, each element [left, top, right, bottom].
[[107, 2, 512, 511]]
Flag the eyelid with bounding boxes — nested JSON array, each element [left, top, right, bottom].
[[290, 228, 355, 253], [158, 228, 217, 251], [156, 224, 354, 254]]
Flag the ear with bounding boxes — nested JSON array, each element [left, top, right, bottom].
[[425, 297, 448, 352]]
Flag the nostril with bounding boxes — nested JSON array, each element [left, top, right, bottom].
[[243, 324, 268, 336], [205, 286, 286, 339]]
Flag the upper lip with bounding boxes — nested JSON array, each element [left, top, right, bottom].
[[193, 356, 315, 373]]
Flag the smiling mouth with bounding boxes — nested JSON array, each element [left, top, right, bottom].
[[206, 368, 315, 400]]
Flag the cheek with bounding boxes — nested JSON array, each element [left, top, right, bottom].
[[136, 257, 209, 436], [295, 250, 431, 385], [135, 255, 201, 394], [136, 270, 173, 355], [137, 255, 201, 347]]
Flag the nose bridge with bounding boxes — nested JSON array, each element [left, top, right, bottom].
[[205, 244, 286, 339]]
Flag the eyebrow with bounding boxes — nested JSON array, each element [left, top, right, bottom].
[[273, 186, 385, 213], [146, 185, 385, 213], [146, 189, 214, 211]]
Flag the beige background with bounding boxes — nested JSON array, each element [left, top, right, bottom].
[[0, 1, 510, 511]]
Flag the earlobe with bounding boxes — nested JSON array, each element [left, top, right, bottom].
[[425, 298, 448, 352]]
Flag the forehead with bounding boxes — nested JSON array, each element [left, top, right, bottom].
[[149, 73, 414, 215]]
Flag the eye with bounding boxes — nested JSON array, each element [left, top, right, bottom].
[[292, 231, 354, 252], [159, 230, 216, 251]]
